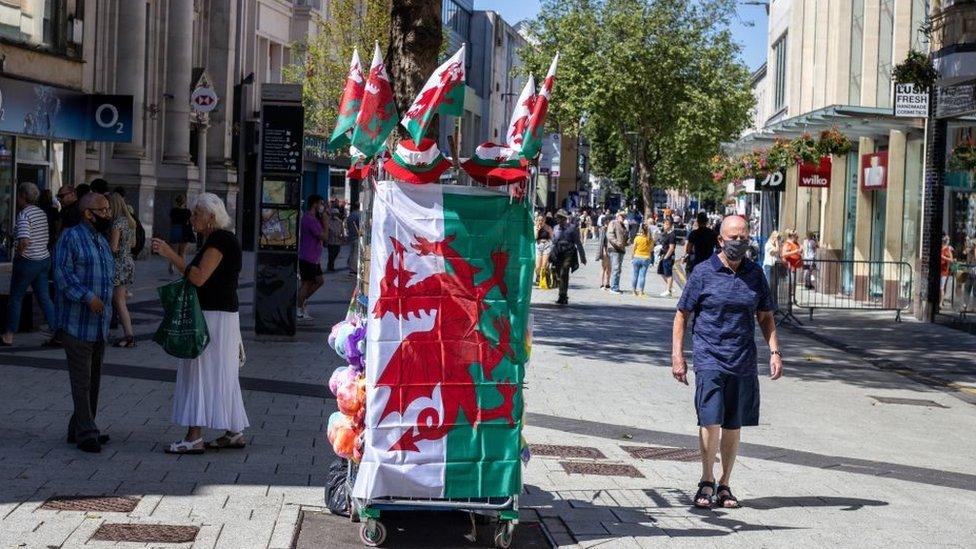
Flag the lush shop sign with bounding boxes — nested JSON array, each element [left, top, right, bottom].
[[893, 83, 929, 118], [799, 157, 832, 188], [0, 76, 133, 142]]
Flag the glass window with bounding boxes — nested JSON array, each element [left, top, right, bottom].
[[0, 0, 73, 54], [910, 0, 930, 51], [773, 33, 788, 111], [0, 136, 12, 262], [850, 0, 864, 105], [901, 140, 923, 269], [877, 0, 895, 108]]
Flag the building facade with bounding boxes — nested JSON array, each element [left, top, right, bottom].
[[733, 0, 931, 313]]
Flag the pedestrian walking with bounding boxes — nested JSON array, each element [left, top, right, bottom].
[[781, 231, 803, 279], [107, 192, 136, 348], [685, 212, 717, 275], [298, 195, 327, 321], [534, 214, 554, 287], [39, 189, 58, 252], [598, 216, 611, 290], [57, 185, 82, 235], [346, 203, 361, 278], [762, 230, 780, 284], [631, 223, 652, 297], [2, 183, 59, 347], [168, 194, 193, 275], [325, 208, 344, 272], [802, 232, 819, 289], [54, 192, 115, 453], [656, 218, 677, 297], [607, 211, 629, 294], [671, 215, 783, 510], [551, 210, 586, 305], [941, 235, 955, 303], [151, 193, 249, 455]]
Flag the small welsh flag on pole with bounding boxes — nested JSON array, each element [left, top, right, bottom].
[[520, 53, 558, 160], [351, 42, 398, 159], [328, 48, 365, 151], [505, 75, 536, 155], [401, 44, 466, 144]]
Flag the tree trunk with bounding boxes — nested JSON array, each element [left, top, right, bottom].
[[388, 0, 443, 139], [638, 155, 654, 219]]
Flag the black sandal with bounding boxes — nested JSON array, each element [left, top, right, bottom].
[[715, 485, 741, 508], [693, 480, 715, 508]]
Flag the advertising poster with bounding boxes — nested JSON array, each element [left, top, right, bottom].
[[861, 152, 888, 190]]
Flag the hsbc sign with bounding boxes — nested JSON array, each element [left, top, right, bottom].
[[190, 86, 219, 113]]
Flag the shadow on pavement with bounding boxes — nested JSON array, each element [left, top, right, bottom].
[[293, 509, 551, 548], [741, 495, 889, 511]]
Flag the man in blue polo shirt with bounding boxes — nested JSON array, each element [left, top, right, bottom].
[[671, 215, 783, 510]]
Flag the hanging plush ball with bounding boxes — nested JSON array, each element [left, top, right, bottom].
[[333, 322, 357, 359], [327, 411, 347, 446], [328, 366, 349, 397], [344, 324, 368, 368], [336, 374, 366, 416], [328, 322, 343, 350], [352, 430, 365, 463], [332, 421, 357, 459]]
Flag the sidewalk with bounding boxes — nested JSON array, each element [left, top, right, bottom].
[[0, 242, 974, 547]]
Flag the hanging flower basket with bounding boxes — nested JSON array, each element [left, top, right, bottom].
[[789, 134, 820, 166], [892, 50, 938, 91], [766, 139, 792, 171], [948, 138, 976, 173], [816, 127, 854, 157]]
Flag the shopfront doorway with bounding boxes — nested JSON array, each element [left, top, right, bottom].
[[869, 189, 887, 298]]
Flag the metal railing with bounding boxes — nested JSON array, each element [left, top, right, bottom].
[[941, 263, 976, 331], [770, 259, 914, 324]]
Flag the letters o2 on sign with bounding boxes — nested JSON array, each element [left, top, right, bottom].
[[95, 103, 123, 134]]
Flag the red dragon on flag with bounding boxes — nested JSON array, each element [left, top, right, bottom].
[[372, 235, 517, 452], [520, 53, 559, 160], [351, 42, 397, 158], [327, 48, 365, 150], [402, 45, 467, 144], [505, 76, 536, 152]]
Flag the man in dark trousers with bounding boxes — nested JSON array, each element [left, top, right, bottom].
[[551, 210, 586, 305], [54, 193, 115, 453]]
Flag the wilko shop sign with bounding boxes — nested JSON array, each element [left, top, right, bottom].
[[799, 157, 832, 188], [755, 168, 786, 193]]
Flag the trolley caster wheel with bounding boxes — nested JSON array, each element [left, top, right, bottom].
[[493, 522, 514, 548], [359, 519, 387, 547]]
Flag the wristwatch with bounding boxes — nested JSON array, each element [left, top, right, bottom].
[[770, 350, 782, 357]]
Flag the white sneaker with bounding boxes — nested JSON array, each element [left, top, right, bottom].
[[609, 289, 622, 295], [658, 290, 672, 298]]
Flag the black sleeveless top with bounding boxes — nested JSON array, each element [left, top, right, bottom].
[[189, 230, 242, 312]]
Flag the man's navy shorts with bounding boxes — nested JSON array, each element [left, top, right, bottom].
[[694, 370, 760, 429], [657, 257, 674, 277]]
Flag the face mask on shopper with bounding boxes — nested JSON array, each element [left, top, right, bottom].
[[91, 214, 113, 235], [317, 204, 326, 214], [721, 237, 750, 262]]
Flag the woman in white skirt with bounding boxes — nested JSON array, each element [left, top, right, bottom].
[[151, 193, 249, 454]]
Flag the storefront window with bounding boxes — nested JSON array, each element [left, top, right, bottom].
[[16, 137, 49, 191], [849, 0, 865, 105], [842, 153, 858, 294], [0, 136, 12, 262], [876, 0, 895, 108], [900, 140, 924, 268], [0, 0, 73, 55]]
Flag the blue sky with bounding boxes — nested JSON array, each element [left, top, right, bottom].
[[474, 0, 769, 72]]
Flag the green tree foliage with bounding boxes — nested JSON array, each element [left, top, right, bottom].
[[521, 0, 754, 213], [283, 0, 392, 137]]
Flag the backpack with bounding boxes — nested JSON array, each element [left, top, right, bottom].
[[131, 217, 146, 257]]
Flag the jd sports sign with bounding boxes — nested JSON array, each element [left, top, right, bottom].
[[756, 168, 786, 193]]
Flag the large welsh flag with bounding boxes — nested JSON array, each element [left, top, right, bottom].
[[351, 43, 398, 159], [327, 48, 365, 151], [401, 45, 466, 144], [352, 181, 533, 500]]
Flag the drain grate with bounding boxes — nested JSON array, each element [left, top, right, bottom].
[[90, 524, 199, 543], [39, 495, 140, 513], [530, 444, 606, 459], [622, 446, 703, 462], [560, 461, 644, 478], [870, 396, 948, 408]]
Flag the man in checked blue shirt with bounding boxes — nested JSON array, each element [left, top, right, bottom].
[[671, 215, 783, 510], [54, 193, 115, 453]]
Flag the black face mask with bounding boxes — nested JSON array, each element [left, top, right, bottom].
[[91, 214, 112, 235], [721, 238, 750, 261]]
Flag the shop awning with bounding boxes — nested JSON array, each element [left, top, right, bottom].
[[725, 104, 925, 155]]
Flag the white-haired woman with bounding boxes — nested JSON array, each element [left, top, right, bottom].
[[151, 193, 249, 454]]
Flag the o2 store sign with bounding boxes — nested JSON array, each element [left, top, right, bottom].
[[0, 75, 133, 142]]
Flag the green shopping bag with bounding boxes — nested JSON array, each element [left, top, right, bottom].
[[153, 279, 210, 359]]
